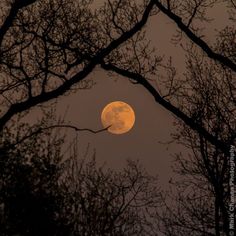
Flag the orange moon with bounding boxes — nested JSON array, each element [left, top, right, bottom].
[[101, 101, 135, 135]]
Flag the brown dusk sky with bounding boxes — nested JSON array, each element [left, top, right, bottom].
[[26, 1, 230, 187]]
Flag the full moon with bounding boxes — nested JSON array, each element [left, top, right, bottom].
[[101, 101, 135, 135]]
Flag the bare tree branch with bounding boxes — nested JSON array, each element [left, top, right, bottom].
[[0, 0, 156, 131], [0, 0, 37, 46], [101, 61, 229, 154], [5, 124, 112, 150], [154, 0, 236, 72]]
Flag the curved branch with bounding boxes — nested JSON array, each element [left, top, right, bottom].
[[0, 0, 156, 131], [101, 62, 229, 154], [154, 0, 236, 72]]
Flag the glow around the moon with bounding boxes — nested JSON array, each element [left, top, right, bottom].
[[101, 101, 135, 134]]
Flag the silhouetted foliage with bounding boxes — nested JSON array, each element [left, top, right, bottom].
[[0, 119, 160, 236], [0, 120, 69, 236], [0, 1, 235, 235], [154, 29, 235, 236], [60, 155, 160, 236]]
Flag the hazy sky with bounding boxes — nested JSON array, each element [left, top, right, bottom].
[[27, 1, 229, 187]]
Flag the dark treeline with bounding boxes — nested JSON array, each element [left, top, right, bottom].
[[0, 120, 160, 236]]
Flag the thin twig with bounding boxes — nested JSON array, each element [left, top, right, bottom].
[[6, 124, 112, 149]]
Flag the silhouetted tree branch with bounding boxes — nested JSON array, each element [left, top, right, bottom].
[[98, 2, 235, 235], [6, 124, 111, 150], [0, 1, 235, 235], [101, 61, 229, 154], [0, 0, 37, 46], [153, 0, 236, 72], [153, 40, 235, 236], [0, 118, 160, 236], [0, 0, 156, 131]]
